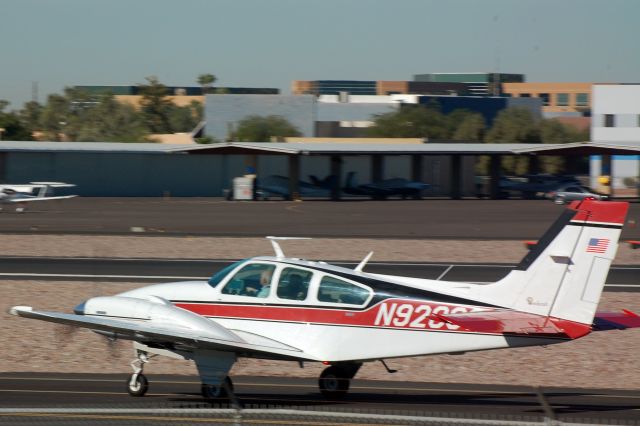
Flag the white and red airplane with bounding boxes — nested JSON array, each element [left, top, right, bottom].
[[9, 199, 640, 399], [0, 182, 77, 212]]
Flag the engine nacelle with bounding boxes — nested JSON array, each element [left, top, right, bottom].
[[74, 296, 241, 342]]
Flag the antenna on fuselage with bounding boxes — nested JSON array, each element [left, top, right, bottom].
[[266, 236, 312, 259], [355, 251, 374, 272]]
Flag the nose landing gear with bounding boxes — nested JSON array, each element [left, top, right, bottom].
[[127, 350, 150, 397]]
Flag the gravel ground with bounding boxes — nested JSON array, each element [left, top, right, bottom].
[[1, 235, 639, 389], [0, 234, 639, 264]]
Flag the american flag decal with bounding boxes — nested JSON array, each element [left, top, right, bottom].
[[586, 238, 610, 253]]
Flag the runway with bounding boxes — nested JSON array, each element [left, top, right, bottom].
[[2, 199, 639, 425], [1, 373, 639, 425], [2, 198, 639, 239], [0, 256, 638, 291]]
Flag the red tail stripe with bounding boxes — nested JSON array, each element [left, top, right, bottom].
[[570, 199, 628, 225]]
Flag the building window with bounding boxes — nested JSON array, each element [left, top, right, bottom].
[[520, 93, 530, 97], [604, 114, 615, 127], [539, 93, 550, 106], [556, 93, 569, 106], [576, 93, 589, 107]]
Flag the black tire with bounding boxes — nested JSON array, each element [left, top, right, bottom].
[[126, 373, 148, 397], [201, 377, 233, 399], [319, 366, 350, 400]]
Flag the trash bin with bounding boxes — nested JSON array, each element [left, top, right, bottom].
[[233, 177, 254, 200]]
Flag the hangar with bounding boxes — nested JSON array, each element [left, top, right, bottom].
[[175, 141, 640, 200], [0, 141, 638, 199]]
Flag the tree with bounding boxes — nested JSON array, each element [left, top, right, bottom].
[[35, 88, 147, 142], [69, 93, 146, 142], [0, 100, 33, 140], [38, 93, 70, 141], [19, 101, 43, 137], [367, 103, 450, 139], [451, 111, 486, 141], [538, 119, 588, 174], [197, 73, 217, 94], [168, 100, 202, 133], [138, 76, 173, 133], [484, 107, 541, 175], [232, 115, 301, 142]]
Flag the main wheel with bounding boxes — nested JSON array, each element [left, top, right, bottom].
[[318, 366, 350, 400], [201, 376, 233, 399], [126, 373, 148, 397]]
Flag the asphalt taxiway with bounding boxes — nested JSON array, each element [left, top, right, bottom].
[[0, 256, 638, 290], [0, 373, 639, 425], [1, 198, 639, 239]]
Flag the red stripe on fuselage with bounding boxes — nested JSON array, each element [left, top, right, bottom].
[[174, 299, 592, 339], [174, 299, 481, 332]]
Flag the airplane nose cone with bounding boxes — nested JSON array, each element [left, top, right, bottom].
[[73, 301, 86, 315]]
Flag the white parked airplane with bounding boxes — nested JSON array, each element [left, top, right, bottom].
[[0, 182, 77, 212], [9, 199, 640, 399]]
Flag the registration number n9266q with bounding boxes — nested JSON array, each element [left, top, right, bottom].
[[373, 301, 471, 330]]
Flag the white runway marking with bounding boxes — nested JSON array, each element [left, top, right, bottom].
[[0, 273, 207, 280]]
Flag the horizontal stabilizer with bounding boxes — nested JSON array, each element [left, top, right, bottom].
[[438, 310, 591, 339], [593, 310, 640, 331]]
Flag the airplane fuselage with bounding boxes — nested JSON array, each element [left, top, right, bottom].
[[118, 257, 569, 363]]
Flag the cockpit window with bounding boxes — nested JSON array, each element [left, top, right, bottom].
[[318, 276, 371, 305], [221, 263, 275, 298], [207, 260, 247, 288], [277, 267, 312, 301]]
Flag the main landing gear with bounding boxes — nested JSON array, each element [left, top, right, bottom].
[[318, 362, 361, 400], [125, 349, 236, 400], [201, 376, 234, 399]]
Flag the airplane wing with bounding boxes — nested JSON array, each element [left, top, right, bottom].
[[9, 306, 311, 360], [29, 182, 76, 188], [6, 195, 77, 203]]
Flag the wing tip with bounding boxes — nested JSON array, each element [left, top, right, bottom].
[[8, 305, 33, 316]]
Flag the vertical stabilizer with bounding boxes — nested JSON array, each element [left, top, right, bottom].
[[472, 200, 628, 325]]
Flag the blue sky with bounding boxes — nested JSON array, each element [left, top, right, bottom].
[[1, 0, 638, 109]]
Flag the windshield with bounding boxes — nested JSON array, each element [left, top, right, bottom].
[[208, 259, 248, 288]]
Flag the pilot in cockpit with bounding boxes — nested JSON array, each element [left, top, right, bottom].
[[256, 269, 273, 298]]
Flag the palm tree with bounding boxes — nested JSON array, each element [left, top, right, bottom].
[[197, 74, 217, 95]]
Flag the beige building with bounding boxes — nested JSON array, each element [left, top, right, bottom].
[[115, 95, 205, 109], [501, 82, 616, 113]]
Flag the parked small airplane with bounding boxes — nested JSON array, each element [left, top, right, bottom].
[[10, 199, 640, 400], [258, 175, 330, 199], [0, 182, 77, 212], [343, 172, 430, 199]]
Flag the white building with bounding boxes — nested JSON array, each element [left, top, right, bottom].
[[590, 85, 640, 189]]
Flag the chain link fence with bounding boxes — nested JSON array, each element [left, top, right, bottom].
[[1, 406, 638, 426]]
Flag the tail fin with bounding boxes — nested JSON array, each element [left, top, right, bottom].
[[474, 199, 628, 325]]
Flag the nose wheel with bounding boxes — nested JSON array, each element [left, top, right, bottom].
[[127, 350, 151, 397], [127, 373, 149, 396]]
